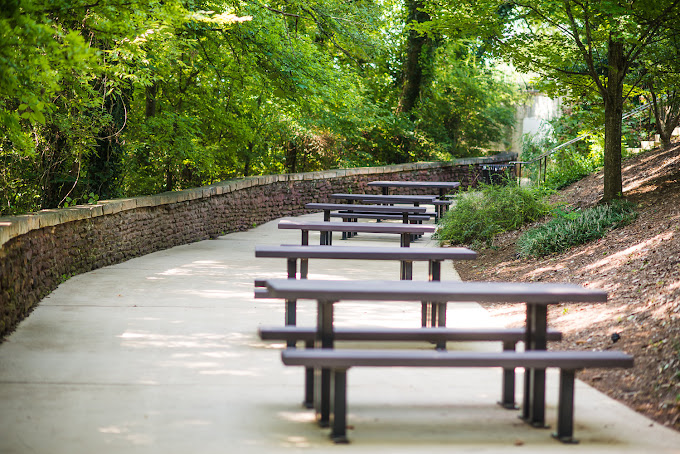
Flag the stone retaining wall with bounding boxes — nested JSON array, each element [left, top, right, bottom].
[[0, 153, 515, 338]]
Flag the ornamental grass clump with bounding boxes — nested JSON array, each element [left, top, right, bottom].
[[517, 200, 637, 258], [436, 182, 552, 247]]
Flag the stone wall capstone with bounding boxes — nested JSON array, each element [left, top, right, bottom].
[[0, 154, 515, 338]]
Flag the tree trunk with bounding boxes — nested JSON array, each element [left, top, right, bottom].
[[650, 89, 680, 148], [90, 88, 128, 199], [285, 140, 297, 174], [145, 83, 158, 118], [165, 165, 174, 192], [397, 0, 432, 115], [602, 40, 626, 202], [40, 124, 70, 209], [244, 142, 253, 177]]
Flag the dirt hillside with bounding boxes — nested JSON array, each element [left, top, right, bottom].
[[453, 144, 680, 431]]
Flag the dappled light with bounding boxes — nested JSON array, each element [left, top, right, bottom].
[[280, 435, 313, 448], [4, 0, 680, 449], [457, 144, 680, 432], [119, 331, 251, 350], [622, 153, 680, 193], [98, 425, 155, 445], [584, 232, 674, 274]]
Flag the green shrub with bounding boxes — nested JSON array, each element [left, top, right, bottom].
[[436, 182, 553, 246], [544, 151, 602, 189], [517, 200, 637, 257]]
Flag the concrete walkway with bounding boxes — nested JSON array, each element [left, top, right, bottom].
[[1, 213, 679, 454]]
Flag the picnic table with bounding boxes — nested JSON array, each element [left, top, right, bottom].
[[256, 245, 477, 407], [367, 180, 460, 217], [263, 278, 613, 439], [329, 193, 437, 206], [255, 244, 477, 327], [367, 180, 461, 197]]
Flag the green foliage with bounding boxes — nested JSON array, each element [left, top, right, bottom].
[[517, 201, 638, 257], [413, 43, 519, 157], [436, 182, 553, 246], [61, 193, 99, 208], [0, 0, 526, 214], [423, 0, 680, 201], [520, 100, 604, 190], [544, 148, 603, 189]]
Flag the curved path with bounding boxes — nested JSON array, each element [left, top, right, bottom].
[[0, 213, 678, 453]]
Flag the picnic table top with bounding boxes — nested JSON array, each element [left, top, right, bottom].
[[368, 181, 461, 190], [277, 220, 436, 234], [305, 203, 428, 213], [254, 245, 477, 260], [263, 279, 608, 304], [329, 193, 437, 203]]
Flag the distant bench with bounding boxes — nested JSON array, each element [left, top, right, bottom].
[[329, 211, 431, 225], [258, 325, 562, 410], [305, 203, 431, 238], [282, 348, 634, 444], [277, 219, 436, 246], [306, 202, 429, 222], [367, 180, 461, 196], [329, 193, 438, 205], [366, 181, 461, 218], [328, 193, 450, 221]]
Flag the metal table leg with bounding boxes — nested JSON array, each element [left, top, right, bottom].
[[522, 303, 548, 428]]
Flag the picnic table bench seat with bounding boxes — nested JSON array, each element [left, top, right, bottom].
[[329, 193, 437, 204], [305, 203, 431, 228], [329, 212, 431, 222], [282, 348, 634, 444], [306, 202, 428, 214], [330, 212, 432, 238], [258, 325, 562, 410], [254, 244, 476, 262], [306, 202, 436, 235], [278, 220, 436, 246]]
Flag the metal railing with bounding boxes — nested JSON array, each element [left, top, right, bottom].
[[512, 96, 663, 183]]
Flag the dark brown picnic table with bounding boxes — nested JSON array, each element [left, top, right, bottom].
[[367, 181, 461, 217], [255, 244, 477, 328], [329, 193, 437, 205], [263, 278, 608, 431], [367, 180, 461, 196]]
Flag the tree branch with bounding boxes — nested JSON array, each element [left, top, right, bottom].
[[563, 0, 606, 96]]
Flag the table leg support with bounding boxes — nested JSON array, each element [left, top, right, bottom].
[[400, 260, 413, 281], [430, 261, 446, 348], [553, 369, 579, 444], [315, 368, 331, 427], [331, 369, 349, 444], [304, 340, 314, 409], [285, 258, 297, 347], [522, 304, 549, 428], [300, 259, 309, 280], [316, 300, 334, 427], [401, 232, 410, 247], [499, 341, 519, 409]]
